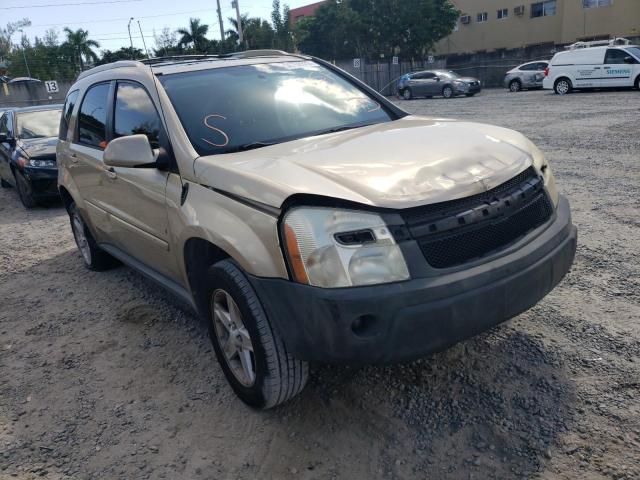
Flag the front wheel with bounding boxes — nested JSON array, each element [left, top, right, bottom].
[[554, 78, 572, 95], [442, 86, 454, 99], [205, 260, 308, 409], [401, 88, 412, 100], [635, 75, 640, 90], [15, 171, 36, 208]]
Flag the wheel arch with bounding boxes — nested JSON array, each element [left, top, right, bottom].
[[183, 237, 232, 317]]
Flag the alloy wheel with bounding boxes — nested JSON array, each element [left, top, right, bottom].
[[510, 80, 521, 92], [212, 289, 256, 387], [443, 87, 453, 98], [556, 80, 570, 95], [72, 212, 92, 265]]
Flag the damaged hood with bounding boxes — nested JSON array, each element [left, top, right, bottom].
[[193, 115, 541, 210]]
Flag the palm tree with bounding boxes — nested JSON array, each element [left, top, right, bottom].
[[177, 18, 209, 53], [63, 28, 99, 71]]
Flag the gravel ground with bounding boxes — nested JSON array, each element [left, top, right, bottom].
[[1, 88, 639, 480]]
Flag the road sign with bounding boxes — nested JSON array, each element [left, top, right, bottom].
[[427, 56, 435, 64], [353, 58, 361, 69], [392, 56, 399, 65], [44, 80, 59, 93]]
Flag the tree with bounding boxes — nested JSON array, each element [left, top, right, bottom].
[[63, 28, 99, 71], [97, 47, 145, 65], [294, 0, 458, 60], [227, 14, 275, 50], [0, 18, 32, 59], [177, 18, 209, 53], [153, 27, 180, 56], [271, 0, 293, 51]]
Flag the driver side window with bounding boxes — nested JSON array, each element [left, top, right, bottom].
[[113, 81, 163, 149]]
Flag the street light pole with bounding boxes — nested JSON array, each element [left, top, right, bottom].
[[127, 18, 134, 58], [216, 0, 225, 44], [137, 20, 149, 58]]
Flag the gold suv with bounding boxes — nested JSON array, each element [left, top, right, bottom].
[[57, 51, 577, 408]]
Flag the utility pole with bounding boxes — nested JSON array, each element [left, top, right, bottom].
[[137, 21, 149, 58], [216, 0, 225, 43], [16, 30, 31, 77], [127, 17, 134, 58], [231, 0, 243, 46]]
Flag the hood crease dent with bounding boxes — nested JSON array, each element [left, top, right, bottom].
[[194, 116, 535, 210]]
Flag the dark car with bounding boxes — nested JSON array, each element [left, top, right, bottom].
[[0, 105, 63, 208], [398, 70, 482, 100]]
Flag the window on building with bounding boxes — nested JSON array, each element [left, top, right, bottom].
[[477, 12, 488, 22], [531, 1, 556, 17], [582, 0, 613, 8], [497, 8, 509, 19]]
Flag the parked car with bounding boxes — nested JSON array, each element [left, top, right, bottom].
[[504, 61, 549, 92], [0, 105, 63, 208], [543, 41, 640, 94], [58, 52, 576, 409], [398, 70, 481, 99]]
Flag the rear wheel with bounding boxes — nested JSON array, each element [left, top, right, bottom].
[[69, 202, 116, 271], [401, 88, 412, 100], [442, 86, 454, 98], [14, 171, 36, 208], [635, 75, 640, 90], [0, 178, 11, 188], [509, 79, 522, 92], [554, 78, 572, 95], [205, 259, 308, 409]]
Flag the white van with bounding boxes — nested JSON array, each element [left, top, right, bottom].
[[543, 44, 640, 94]]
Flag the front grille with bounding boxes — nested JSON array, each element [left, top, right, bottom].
[[402, 167, 554, 268]]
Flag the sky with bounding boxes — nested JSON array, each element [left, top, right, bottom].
[[2, 0, 312, 53]]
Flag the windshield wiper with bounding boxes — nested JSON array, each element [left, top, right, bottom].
[[225, 141, 278, 153], [315, 123, 374, 137]]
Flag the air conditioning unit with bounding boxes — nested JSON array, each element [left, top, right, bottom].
[[460, 15, 471, 24], [514, 5, 525, 16]]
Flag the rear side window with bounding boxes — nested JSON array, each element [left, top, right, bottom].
[[113, 82, 162, 149], [59, 90, 79, 141], [77, 83, 110, 149]]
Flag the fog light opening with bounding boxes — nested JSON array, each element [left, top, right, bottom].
[[351, 314, 381, 338]]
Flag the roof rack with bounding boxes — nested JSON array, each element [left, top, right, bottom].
[[140, 50, 298, 66], [565, 37, 631, 50]]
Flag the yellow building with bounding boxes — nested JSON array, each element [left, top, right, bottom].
[[436, 0, 640, 55]]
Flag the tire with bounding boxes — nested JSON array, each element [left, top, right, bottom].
[[0, 178, 11, 188], [401, 88, 412, 100], [635, 76, 640, 90], [509, 79, 522, 92], [69, 202, 116, 271], [554, 78, 572, 95], [14, 171, 36, 208], [205, 259, 309, 409], [442, 86, 454, 98]]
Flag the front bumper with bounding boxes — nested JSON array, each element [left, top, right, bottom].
[[250, 195, 576, 365], [22, 167, 59, 197], [456, 83, 481, 94]]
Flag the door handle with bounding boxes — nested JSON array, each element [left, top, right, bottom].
[[604, 66, 611, 69], [593, 67, 601, 69], [104, 166, 117, 179], [69, 153, 78, 163]]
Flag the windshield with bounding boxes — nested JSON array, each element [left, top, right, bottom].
[[159, 60, 392, 155], [17, 109, 62, 139], [626, 47, 640, 60]]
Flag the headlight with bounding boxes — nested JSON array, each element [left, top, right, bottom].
[[454, 81, 469, 90], [27, 158, 56, 168], [282, 207, 410, 288]]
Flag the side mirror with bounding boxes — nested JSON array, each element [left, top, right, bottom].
[[623, 56, 635, 64], [103, 134, 155, 168], [0, 133, 14, 144], [434, 76, 440, 82]]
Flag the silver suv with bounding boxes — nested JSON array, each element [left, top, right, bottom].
[[57, 51, 577, 408]]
